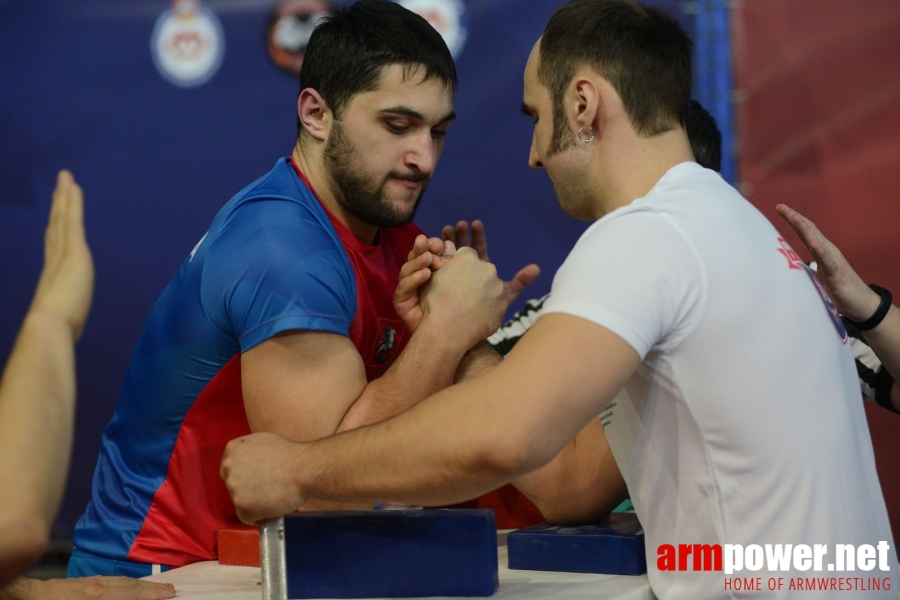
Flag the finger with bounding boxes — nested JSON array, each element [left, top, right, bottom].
[[778, 204, 823, 250], [441, 225, 454, 243], [137, 582, 178, 600], [784, 210, 834, 270], [45, 170, 71, 263], [430, 241, 456, 270], [469, 219, 489, 261], [806, 236, 840, 278], [66, 176, 86, 246], [408, 234, 430, 261], [455, 220, 471, 248], [398, 252, 434, 280], [426, 236, 444, 255], [236, 507, 257, 526], [777, 203, 810, 240], [775, 203, 794, 223], [505, 264, 541, 303], [778, 206, 844, 280], [395, 268, 432, 304]]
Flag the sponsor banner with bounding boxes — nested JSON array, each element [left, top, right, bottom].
[[266, 0, 333, 77], [151, 0, 225, 88], [659, 542, 893, 592]]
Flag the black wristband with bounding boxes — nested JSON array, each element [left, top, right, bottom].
[[847, 284, 893, 331]]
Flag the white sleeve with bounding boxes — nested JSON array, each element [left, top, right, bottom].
[[542, 210, 706, 360]]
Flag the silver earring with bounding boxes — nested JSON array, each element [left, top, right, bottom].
[[578, 126, 595, 143]]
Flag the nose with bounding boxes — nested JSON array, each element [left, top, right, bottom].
[[406, 131, 437, 175], [528, 134, 542, 170]]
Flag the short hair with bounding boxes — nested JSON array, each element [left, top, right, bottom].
[[297, 0, 457, 136], [686, 99, 722, 172], [539, 0, 692, 137]]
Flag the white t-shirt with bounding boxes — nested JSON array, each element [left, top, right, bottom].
[[543, 162, 898, 599]]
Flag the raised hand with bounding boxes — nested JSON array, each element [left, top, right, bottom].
[[776, 204, 880, 323], [221, 432, 307, 525], [442, 219, 489, 261], [441, 220, 540, 304], [29, 170, 95, 341]]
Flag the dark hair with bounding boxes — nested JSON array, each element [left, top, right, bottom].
[[686, 99, 721, 172], [297, 0, 457, 136], [539, 0, 692, 137]]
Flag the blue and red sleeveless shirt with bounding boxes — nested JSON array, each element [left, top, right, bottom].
[[71, 158, 421, 570]]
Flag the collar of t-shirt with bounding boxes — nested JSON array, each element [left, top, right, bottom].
[[289, 156, 381, 255]]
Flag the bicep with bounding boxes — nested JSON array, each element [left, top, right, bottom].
[[242, 331, 367, 442], [472, 313, 641, 471]]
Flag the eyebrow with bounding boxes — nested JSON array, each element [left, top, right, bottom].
[[378, 106, 457, 125]]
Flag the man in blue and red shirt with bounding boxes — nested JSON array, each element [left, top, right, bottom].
[[68, 0, 514, 577]]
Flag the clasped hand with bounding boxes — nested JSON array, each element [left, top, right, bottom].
[[394, 220, 540, 346], [394, 235, 506, 346]]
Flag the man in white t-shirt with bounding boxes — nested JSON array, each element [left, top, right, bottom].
[[221, 1, 898, 597]]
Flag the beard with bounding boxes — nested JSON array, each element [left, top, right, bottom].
[[543, 98, 594, 219], [546, 97, 576, 157], [323, 121, 429, 229]]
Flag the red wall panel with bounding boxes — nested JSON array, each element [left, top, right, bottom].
[[734, 0, 900, 537]]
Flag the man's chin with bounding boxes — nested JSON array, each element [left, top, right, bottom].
[[385, 188, 425, 222], [553, 188, 594, 222]]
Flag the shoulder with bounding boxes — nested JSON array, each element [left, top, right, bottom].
[[207, 161, 345, 271], [569, 207, 696, 264], [199, 166, 355, 312]]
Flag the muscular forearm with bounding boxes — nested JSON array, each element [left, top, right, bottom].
[[222, 315, 641, 525], [512, 419, 627, 524], [453, 341, 502, 384], [293, 384, 536, 505], [0, 311, 76, 582], [297, 359, 585, 508], [0, 577, 36, 600], [336, 319, 471, 433]]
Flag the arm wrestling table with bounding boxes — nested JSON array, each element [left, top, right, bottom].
[[142, 532, 654, 600]]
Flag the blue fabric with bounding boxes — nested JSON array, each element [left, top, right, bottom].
[[71, 158, 357, 564], [66, 548, 171, 579]]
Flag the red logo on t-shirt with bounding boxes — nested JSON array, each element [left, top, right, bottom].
[[777, 238, 805, 270], [777, 238, 847, 344]]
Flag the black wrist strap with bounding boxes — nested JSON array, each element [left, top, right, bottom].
[[847, 284, 893, 331]]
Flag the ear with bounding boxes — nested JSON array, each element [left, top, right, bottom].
[[572, 76, 601, 139], [297, 88, 331, 143]]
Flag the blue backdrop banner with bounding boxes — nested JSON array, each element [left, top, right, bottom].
[[0, 0, 728, 534]]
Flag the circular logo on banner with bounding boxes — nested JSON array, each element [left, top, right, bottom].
[[398, 0, 468, 59], [151, 0, 225, 88], [266, 0, 333, 78]]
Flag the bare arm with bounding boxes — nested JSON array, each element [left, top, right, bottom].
[[0, 576, 175, 600], [241, 246, 507, 510], [777, 204, 900, 409], [512, 417, 627, 524], [223, 311, 641, 524], [0, 171, 94, 584]]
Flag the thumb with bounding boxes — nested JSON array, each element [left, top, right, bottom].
[[506, 264, 541, 303]]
